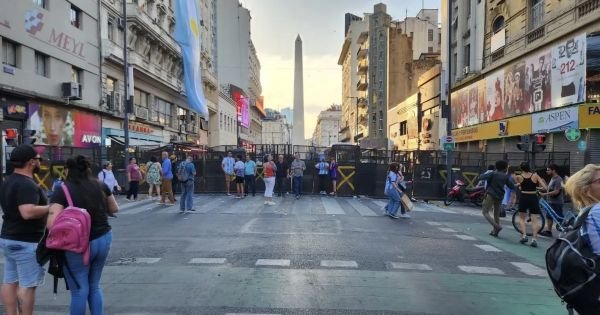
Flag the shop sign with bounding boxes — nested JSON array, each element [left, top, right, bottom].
[[27, 103, 101, 147], [532, 106, 578, 133], [453, 115, 531, 142], [2, 98, 28, 119], [125, 122, 153, 134], [579, 103, 600, 128]]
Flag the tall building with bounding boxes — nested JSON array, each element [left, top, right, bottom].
[[262, 109, 291, 145], [280, 107, 293, 125], [442, 0, 600, 172], [401, 9, 442, 60], [311, 105, 342, 147]]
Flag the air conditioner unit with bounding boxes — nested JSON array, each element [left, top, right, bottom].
[[62, 82, 82, 100], [117, 18, 125, 29], [135, 107, 149, 120], [463, 66, 470, 75]]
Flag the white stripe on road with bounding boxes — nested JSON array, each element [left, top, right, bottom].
[[255, 259, 291, 267], [425, 221, 443, 226], [389, 262, 432, 271], [511, 262, 546, 277], [320, 260, 359, 268], [454, 234, 477, 241], [458, 265, 505, 275], [188, 258, 227, 264], [115, 257, 161, 264], [225, 313, 282, 315], [439, 227, 458, 233], [418, 203, 457, 214], [474, 244, 502, 252], [346, 199, 378, 216], [321, 197, 345, 215]]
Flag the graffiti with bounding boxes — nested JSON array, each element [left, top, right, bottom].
[[33, 164, 66, 191], [337, 166, 355, 191]]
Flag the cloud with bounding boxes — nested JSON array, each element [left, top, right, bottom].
[[260, 53, 341, 138]]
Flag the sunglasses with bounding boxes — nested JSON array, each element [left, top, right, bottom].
[[32, 157, 43, 161]]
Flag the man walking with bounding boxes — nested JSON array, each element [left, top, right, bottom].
[[221, 151, 235, 196], [290, 153, 306, 199], [178, 156, 197, 213], [244, 155, 257, 197], [479, 160, 516, 237], [0, 144, 49, 315], [275, 155, 290, 197], [541, 164, 564, 237], [160, 151, 175, 205]]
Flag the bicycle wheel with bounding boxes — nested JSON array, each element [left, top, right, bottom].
[[444, 196, 454, 206], [512, 211, 545, 236]]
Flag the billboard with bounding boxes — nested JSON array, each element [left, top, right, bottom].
[[27, 103, 101, 147], [230, 85, 250, 128], [451, 32, 588, 129]]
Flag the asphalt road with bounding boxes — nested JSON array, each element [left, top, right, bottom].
[[1, 194, 567, 315]]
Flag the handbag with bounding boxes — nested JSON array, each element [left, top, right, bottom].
[[400, 193, 414, 212], [36, 229, 54, 266]]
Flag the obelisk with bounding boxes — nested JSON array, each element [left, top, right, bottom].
[[292, 34, 305, 146]]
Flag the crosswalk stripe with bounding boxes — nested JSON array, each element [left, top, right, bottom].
[[474, 244, 502, 252], [320, 260, 359, 268], [458, 265, 505, 275], [188, 258, 227, 264], [511, 262, 546, 277], [389, 262, 432, 271], [115, 257, 161, 264], [454, 234, 477, 241], [425, 221, 443, 226], [225, 313, 282, 315], [346, 199, 378, 216], [321, 197, 345, 215], [439, 227, 458, 233], [255, 259, 290, 267]]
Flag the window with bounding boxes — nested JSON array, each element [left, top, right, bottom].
[[530, 0, 544, 30], [33, 0, 46, 9], [464, 44, 470, 69], [399, 121, 407, 136], [107, 18, 115, 42], [35, 51, 48, 77], [134, 89, 149, 108], [466, 1, 471, 17], [410, 32, 414, 38], [71, 66, 82, 84], [70, 5, 82, 29], [106, 77, 116, 92], [493, 16, 505, 33], [428, 46, 434, 53], [155, 98, 173, 127], [428, 29, 433, 41], [2, 40, 17, 67]]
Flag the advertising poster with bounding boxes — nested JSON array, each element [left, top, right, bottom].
[[466, 82, 482, 126], [532, 106, 578, 133], [28, 103, 101, 147], [485, 70, 505, 122], [524, 49, 552, 112], [420, 112, 439, 150], [230, 85, 250, 128], [453, 89, 468, 128], [551, 33, 586, 108], [503, 61, 527, 117]]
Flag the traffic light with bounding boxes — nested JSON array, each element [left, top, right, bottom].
[[22, 129, 37, 145], [533, 134, 546, 152], [517, 135, 530, 152], [4, 128, 18, 146]]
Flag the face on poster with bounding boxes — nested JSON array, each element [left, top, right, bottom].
[[503, 61, 527, 117], [485, 70, 504, 122], [551, 33, 586, 107], [525, 49, 552, 112], [28, 104, 101, 147]]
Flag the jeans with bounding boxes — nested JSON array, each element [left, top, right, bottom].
[[126, 181, 139, 200], [293, 176, 303, 196], [64, 231, 112, 315], [244, 175, 256, 196], [275, 177, 288, 196], [180, 181, 194, 210], [318, 174, 328, 192], [0, 238, 45, 287], [386, 188, 405, 216], [161, 179, 174, 204], [482, 194, 502, 230], [264, 177, 275, 198]]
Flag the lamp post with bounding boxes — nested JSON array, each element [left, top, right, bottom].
[[445, 0, 454, 192]]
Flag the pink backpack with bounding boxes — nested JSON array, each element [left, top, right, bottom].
[[46, 184, 91, 265]]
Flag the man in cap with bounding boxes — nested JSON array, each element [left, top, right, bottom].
[[0, 144, 50, 315]]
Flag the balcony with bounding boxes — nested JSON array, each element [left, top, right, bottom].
[[357, 97, 368, 108], [357, 47, 368, 59], [527, 26, 545, 44], [578, 0, 600, 17], [127, 3, 179, 52], [357, 59, 368, 74], [357, 78, 368, 91], [357, 31, 368, 44]]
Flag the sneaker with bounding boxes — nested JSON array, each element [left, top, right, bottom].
[[539, 230, 553, 237], [530, 240, 538, 248], [295, 195, 300, 200], [179, 209, 185, 214], [520, 236, 529, 244], [235, 196, 241, 199], [389, 214, 400, 219], [268, 201, 276, 206], [264, 201, 269, 205], [400, 213, 411, 219], [227, 193, 232, 196], [158, 202, 166, 205]]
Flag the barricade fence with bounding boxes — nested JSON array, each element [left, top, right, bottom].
[[24, 143, 570, 201]]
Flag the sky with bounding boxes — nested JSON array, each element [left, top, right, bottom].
[[241, 0, 441, 138]]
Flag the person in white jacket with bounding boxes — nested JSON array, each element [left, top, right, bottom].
[[98, 161, 121, 193]]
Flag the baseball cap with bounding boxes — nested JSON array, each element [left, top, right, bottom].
[[10, 144, 40, 162]]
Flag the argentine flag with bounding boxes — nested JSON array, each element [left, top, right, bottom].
[[174, 0, 208, 119]]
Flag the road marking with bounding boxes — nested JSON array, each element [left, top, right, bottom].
[[458, 265, 505, 275], [321, 197, 345, 215], [389, 262, 432, 271], [511, 262, 546, 277], [439, 227, 458, 233], [474, 244, 502, 252], [114, 257, 161, 265], [320, 260, 359, 268], [255, 259, 291, 267], [418, 203, 457, 213], [346, 199, 378, 216], [225, 313, 282, 315], [188, 258, 227, 264], [454, 234, 477, 241], [425, 221, 443, 226]]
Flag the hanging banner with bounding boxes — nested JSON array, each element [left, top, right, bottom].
[[551, 33, 586, 108], [27, 103, 101, 147], [531, 106, 578, 133]]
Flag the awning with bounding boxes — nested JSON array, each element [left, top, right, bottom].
[[108, 135, 161, 147]]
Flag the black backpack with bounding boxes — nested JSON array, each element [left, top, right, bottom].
[[545, 206, 600, 314]]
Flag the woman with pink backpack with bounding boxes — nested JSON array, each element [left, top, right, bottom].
[[46, 156, 119, 315]]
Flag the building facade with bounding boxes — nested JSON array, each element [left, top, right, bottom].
[[262, 109, 291, 145], [312, 105, 342, 147], [401, 9, 442, 60]]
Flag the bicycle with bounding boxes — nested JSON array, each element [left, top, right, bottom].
[[512, 194, 577, 236]]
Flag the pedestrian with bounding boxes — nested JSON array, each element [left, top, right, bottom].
[[275, 155, 290, 197], [501, 168, 517, 213], [290, 153, 306, 199], [47, 155, 119, 315], [159, 151, 175, 206], [170, 155, 178, 202], [244, 155, 257, 197], [315, 157, 330, 195], [384, 162, 408, 219], [233, 155, 245, 199], [515, 162, 547, 247], [178, 156, 197, 213], [263, 154, 277, 205], [145, 156, 162, 200], [126, 157, 142, 201], [540, 164, 564, 237], [221, 151, 235, 196], [329, 157, 338, 196], [98, 161, 121, 194], [563, 163, 600, 314], [479, 160, 516, 237], [0, 144, 49, 315]]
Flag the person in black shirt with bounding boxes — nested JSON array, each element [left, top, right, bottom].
[[0, 144, 49, 315], [275, 155, 290, 197], [479, 160, 516, 237], [47, 155, 118, 315]]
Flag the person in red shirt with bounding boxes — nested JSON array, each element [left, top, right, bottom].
[[263, 154, 277, 206], [126, 157, 142, 201]]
